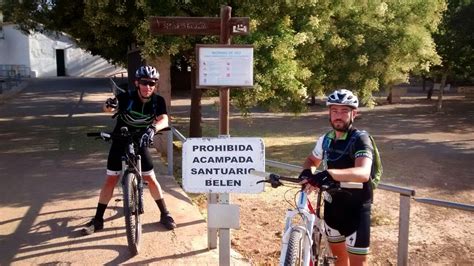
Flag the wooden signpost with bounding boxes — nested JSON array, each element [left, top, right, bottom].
[[149, 5, 249, 139], [150, 6, 251, 266], [150, 16, 249, 36]]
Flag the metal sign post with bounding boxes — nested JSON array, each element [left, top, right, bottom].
[[182, 136, 265, 265], [150, 6, 251, 265]]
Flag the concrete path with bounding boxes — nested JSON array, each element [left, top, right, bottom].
[[0, 78, 248, 265]]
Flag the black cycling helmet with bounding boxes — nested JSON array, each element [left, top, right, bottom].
[[135, 65, 159, 80], [326, 89, 359, 109]]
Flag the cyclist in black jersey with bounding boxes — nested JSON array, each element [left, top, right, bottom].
[[82, 65, 176, 235], [299, 89, 373, 266]]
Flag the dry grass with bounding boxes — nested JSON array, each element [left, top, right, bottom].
[[167, 95, 474, 265]]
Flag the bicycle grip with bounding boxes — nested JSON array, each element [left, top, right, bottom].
[[158, 127, 171, 132], [340, 182, 363, 189]]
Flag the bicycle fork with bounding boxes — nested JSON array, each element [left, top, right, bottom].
[[136, 155, 144, 214]]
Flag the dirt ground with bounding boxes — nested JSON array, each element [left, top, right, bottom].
[[171, 91, 474, 265]]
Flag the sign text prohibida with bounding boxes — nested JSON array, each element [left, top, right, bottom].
[[182, 137, 265, 193]]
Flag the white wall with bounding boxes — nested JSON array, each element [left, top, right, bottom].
[[0, 24, 125, 78], [65, 47, 126, 77], [0, 25, 30, 66], [28, 30, 71, 77]]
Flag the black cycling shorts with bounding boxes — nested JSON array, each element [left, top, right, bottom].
[[106, 139, 154, 175], [323, 201, 371, 255]]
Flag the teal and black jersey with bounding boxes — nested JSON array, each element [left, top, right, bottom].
[[113, 90, 167, 133], [311, 127, 374, 251], [312, 128, 374, 205], [106, 90, 167, 175]]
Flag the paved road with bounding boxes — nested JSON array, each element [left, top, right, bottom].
[[0, 78, 247, 265]]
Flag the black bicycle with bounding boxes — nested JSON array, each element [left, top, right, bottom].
[[87, 126, 169, 255]]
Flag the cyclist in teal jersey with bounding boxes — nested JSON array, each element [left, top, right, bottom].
[[82, 65, 176, 235], [299, 89, 374, 266]]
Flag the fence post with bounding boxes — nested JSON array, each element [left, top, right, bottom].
[[397, 194, 411, 266], [208, 193, 218, 249], [218, 193, 231, 266], [167, 129, 173, 175]]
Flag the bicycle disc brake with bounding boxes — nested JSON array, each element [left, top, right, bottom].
[[323, 191, 332, 203]]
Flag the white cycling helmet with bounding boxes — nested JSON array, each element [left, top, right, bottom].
[[135, 65, 160, 80], [326, 89, 359, 109]]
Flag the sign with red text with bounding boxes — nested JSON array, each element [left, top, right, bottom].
[[182, 137, 265, 193], [196, 45, 254, 88]]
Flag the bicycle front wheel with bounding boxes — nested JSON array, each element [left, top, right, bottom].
[[123, 172, 142, 256], [284, 228, 305, 266]]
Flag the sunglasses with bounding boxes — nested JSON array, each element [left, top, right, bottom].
[[139, 80, 157, 87]]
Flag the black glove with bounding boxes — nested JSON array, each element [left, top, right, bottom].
[[140, 125, 156, 147], [298, 169, 314, 180], [105, 97, 118, 109], [307, 170, 335, 188]]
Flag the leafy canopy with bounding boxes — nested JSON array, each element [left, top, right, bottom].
[[2, 0, 446, 110], [432, 0, 474, 79]]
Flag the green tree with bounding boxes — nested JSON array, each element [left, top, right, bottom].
[[429, 0, 474, 111], [2, 0, 446, 115], [227, 0, 445, 109], [296, 1, 444, 106]]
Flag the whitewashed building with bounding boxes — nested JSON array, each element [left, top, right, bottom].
[[0, 24, 125, 78]]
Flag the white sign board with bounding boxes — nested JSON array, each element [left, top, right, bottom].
[[182, 137, 265, 193], [196, 45, 254, 88]]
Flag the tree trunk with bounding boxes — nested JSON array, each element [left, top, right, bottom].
[[148, 55, 172, 157], [427, 76, 435, 100], [436, 72, 448, 112], [387, 86, 393, 104], [127, 43, 142, 91], [422, 75, 426, 92], [189, 67, 202, 137], [150, 55, 172, 111], [310, 94, 316, 105]]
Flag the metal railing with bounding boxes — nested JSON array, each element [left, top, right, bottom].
[[164, 126, 474, 266], [0, 64, 31, 78], [0, 65, 29, 94], [413, 197, 474, 212], [109, 77, 126, 96], [108, 71, 127, 83]]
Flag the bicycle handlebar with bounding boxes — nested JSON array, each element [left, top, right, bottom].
[[86, 127, 171, 140], [86, 127, 171, 149], [251, 170, 363, 190]]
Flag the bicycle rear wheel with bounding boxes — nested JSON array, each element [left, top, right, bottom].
[[123, 172, 142, 256], [284, 227, 304, 266], [314, 232, 335, 266]]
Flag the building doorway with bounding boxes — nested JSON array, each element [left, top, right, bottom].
[[56, 49, 66, 76]]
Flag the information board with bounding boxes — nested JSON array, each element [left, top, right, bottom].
[[182, 137, 265, 193], [196, 45, 254, 88]]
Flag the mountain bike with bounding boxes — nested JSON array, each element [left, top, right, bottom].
[[252, 170, 362, 266], [87, 126, 169, 255]]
